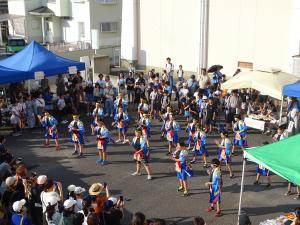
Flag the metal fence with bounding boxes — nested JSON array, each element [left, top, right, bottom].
[[46, 41, 92, 53]]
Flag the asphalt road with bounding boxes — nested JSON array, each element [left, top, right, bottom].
[[5, 103, 300, 225]]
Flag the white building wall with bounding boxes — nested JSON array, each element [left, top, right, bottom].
[[63, 1, 91, 43], [208, 0, 300, 75], [89, 0, 122, 47], [137, 0, 200, 73]]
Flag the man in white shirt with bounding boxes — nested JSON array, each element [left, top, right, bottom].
[[177, 65, 184, 81], [164, 57, 174, 91], [104, 82, 115, 117], [198, 72, 211, 90]]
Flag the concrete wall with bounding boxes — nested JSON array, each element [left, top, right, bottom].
[[63, 1, 91, 43], [89, 0, 122, 47], [208, 0, 300, 75], [136, 0, 200, 74]]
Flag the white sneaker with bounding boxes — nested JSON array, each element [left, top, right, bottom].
[[122, 140, 127, 144], [147, 175, 152, 180], [105, 113, 109, 117], [115, 139, 121, 143], [110, 114, 113, 117], [131, 172, 141, 176]]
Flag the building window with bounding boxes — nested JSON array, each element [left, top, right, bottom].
[[98, 0, 117, 4], [47, 0, 56, 3], [78, 22, 85, 38], [238, 61, 253, 69], [100, 22, 118, 32]]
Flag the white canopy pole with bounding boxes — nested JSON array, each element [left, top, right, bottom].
[[279, 96, 284, 123], [237, 157, 246, 225]]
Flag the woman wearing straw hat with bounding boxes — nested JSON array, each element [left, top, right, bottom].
[[95, 119, 110, 166], [129, 128, 152, 180], [68, 115, 85, 158], [38, 111, 60, 151], [88, 183, 110, 214], [205, 158, 222, 217]]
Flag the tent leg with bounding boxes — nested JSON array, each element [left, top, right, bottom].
[[279, 96, 284, 124], [237, 157, 246, 225]]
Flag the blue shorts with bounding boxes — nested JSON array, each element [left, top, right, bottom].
[[117, 127, 127, 133], [177, 170, 187, 181], [256, 166, 269, 176], [169, 133, 179, 145], [193, 145, 207, 156]]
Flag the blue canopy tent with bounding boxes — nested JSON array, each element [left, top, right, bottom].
[[0, 66, 30, 84], [0, 41, 85, 84], [283, 80, 300, 97]]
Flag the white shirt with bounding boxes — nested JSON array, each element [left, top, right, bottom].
[[150, 91, 157, 101], [40, 191, 60, 213], [179, 88, 189, 97], [35, 98, 45, 108], [57, 99, 66, 110], [198, 75, 210, 89], [165, 63, 174, 76], [177, 69, 184, 78]]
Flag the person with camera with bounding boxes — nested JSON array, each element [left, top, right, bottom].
[[28, 175, 47, 225], [99, 196, 124, 225], [40, 179, 63, 224]]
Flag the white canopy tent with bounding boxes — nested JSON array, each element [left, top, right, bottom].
[[221, 69, 299, 100], [221, 69, 300, 121]]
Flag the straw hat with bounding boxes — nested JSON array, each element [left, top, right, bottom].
[[73, 115, 79, 119], [89, 183, 104, 196]]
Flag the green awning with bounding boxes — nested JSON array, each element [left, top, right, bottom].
[[245, 134, 300, 186]]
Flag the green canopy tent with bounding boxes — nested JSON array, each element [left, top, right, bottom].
[[237, 134, 300, 224]]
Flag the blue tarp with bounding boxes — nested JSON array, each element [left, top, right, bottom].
[[0, 41, 85, 84], [283, 80, 300, 97], [0, 66, 30, 84]]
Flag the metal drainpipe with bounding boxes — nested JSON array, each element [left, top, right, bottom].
[[199, 0, 209, 76]]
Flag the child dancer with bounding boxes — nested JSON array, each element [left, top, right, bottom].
[[186, 118, 197, 150], [160, 106, 172, 138], [138, 98, 149, 119], [90, 102, 104, 135], [95, 119, 110, 165], [130, 128, 152, 180], [68, 115, 85, 158], [172, 142, 191, 197], [232, 114, 247, 154], [206, 158, 222, 217], [139, 113, 151, 147], [113, 107, 129, 144], [191, 125, 208, 167], [114, 93, 128, 113], [254, 142, 271, 187], [39, 112, 60, 150], [165, 114, 180, 155], [215, 130, 234, 178]]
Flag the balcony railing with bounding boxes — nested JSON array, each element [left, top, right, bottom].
[[45, 41, 92, 53]]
